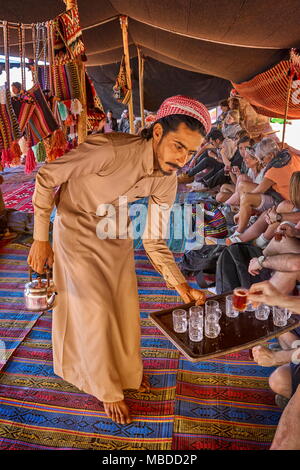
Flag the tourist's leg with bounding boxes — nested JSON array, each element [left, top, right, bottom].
[[238, 211, 268, 242], [237, 193, 263, 233], [270, 384, 300, 449], [269, 364, 292, 398]]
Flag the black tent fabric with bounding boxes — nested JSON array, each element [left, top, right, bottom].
[[1, 0, 299, 83], [89, 56, 232, 114], [0, 0, 299, 111]]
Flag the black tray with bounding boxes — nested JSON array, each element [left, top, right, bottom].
[[150, 293, 300, 362]]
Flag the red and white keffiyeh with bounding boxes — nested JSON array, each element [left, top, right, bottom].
[[154, 95, 211, 134]]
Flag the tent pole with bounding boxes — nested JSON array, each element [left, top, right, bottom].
[[3, 21, 10, 91], [137, 46, 145, 128], [120, 16, 134, 134], [281, 72, 293, 149], [63, 0, 77, 10]]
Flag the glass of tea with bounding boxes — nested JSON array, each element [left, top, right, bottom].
[[274, 232, 283, 242], [232, 287, 249, 312]]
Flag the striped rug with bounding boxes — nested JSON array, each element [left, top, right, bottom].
[[0, 244, 42, 371], [0, 249, 281, 450]]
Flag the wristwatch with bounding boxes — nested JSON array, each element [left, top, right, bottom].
[[276, 213, 283, 223], [257, 255, 266, 268]]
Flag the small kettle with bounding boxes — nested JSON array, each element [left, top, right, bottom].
[[24, 267, 57, 311]]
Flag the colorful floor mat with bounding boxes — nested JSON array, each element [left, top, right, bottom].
[[3, 183, 35, 213], [0, 250, 281, 450], [0, 244, 42, 371]]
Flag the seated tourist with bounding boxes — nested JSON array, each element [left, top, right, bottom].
[[232, 171, 300, 246], [248, 252, 300, 381], [197, 130, 250, 192], [185, 129, 225, 190], [177, 136, 212, 184], [216, 140, 261, 204], [214, 99, 230, 129], [248, 281, 300, 450], [228, 93, 273, 141], [187, 127, 245, 191], [222, 110, 242, 140], [231, 138, 300, 239]]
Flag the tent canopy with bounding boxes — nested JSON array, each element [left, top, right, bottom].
[[1, 0, 299, 111]]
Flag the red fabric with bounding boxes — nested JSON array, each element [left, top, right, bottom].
[[154, 95, 211, 133], [232, 50, 300, 119], [25, 148, 37, 174]]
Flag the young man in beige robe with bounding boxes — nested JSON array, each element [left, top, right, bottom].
[[28, 95, 211, 424]]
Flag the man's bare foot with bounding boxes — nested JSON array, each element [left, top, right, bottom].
[[138, 374, 150, 393], [103, 400, 132, 425]]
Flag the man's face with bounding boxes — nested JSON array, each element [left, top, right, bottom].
[[263, 153, 274, 166], [11, 85, 19, 95], [153, 122, 204, 176], [239, 140, 250, 158], [221, 106, 229, 114], [107, 112, 112, 119]]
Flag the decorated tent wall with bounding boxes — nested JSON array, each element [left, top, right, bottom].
[[89, 57, 232, 114]]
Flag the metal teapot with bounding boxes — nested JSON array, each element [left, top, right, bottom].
[[24, 267, 57, 311]]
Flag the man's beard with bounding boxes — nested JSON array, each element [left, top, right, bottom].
[[155, 143, 180, 176]]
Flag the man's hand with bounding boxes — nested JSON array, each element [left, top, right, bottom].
[[248, 257, 262, 276], [277, 222, 298, 239], [265, 207, 278, 225], [27, 241, 54, 274], [175, 282, 206, 305], [233, 213, 239, 224], [248, 281, 285, 307], [231, 166, 241, 176]]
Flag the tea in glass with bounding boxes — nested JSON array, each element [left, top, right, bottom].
[[232, 287, 248, 311]]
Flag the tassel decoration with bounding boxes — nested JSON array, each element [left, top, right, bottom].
[[10, 141, 22, 164], [33, 141, 47, 162], [25, 147, 37, 174], [64, 113, 75, 127], [57, 101, 69, 121], [48, 128, 68, 161], [70, 99, 83, 116]]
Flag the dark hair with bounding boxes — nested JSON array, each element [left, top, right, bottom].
[[237, 135, 251, 145], [207, 128, 224, 142], [219, 99, 229, 108], [11, 81, 22, 92], [140, 114, 206, 141], [235, 129, 248, 140]]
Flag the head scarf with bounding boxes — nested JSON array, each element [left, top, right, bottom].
[[154, 95, 211, 134], [263, 148, 291, 173]]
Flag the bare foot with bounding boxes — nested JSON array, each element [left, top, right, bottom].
[[252, 345, 294, 367], [138, 374, 150, 393], [103, 400, 132, 425]]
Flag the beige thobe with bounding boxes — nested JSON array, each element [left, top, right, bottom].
[[33, 132, 186, 402]]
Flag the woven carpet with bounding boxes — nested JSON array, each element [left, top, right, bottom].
[[2, 183, 35, 213], [0, 244, 42, 371], [0, 249, 281, 450]]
